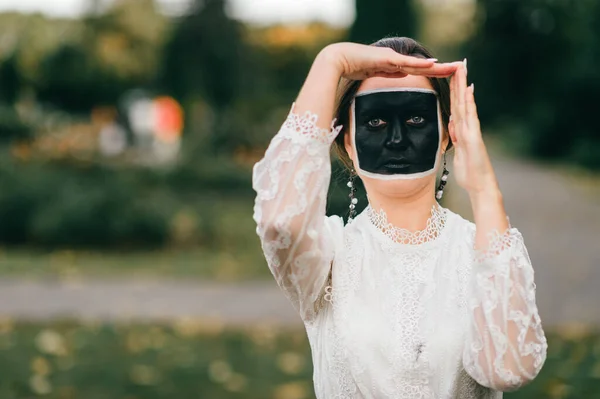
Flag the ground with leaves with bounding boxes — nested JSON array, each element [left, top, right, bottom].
[[0, 320, 598, 398]]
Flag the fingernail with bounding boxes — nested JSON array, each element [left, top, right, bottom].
[[427, 58, 438, 62], [463, 58, 468, 74], [449, 115, 453, 122], [471, 83, 475, 93]]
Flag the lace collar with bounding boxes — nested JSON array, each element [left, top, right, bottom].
[[365, 204, 448, 245]]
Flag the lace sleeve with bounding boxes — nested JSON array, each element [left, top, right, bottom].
[[252, 104, 343, 322], [462, 224, 548, 392]]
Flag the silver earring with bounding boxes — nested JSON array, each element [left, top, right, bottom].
[[347, 169, 358, 222], [435, 153, 450, 200]]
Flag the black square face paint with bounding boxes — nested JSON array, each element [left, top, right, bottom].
[[351, 88, 442, 180]]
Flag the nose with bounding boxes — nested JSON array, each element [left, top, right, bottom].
[[384, 122, 407, 150]]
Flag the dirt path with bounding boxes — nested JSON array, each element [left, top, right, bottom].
[[0, 278, 302, 327], [446, 149, 600, 327], [0, 150, 598, 328]]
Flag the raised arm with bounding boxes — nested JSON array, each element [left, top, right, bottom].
[[462, 217, 547, 391], [253, 44, 457, 322], [447, 63, 547, 390]]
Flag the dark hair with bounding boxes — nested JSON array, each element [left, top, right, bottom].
[[332, 37, 452, 171]]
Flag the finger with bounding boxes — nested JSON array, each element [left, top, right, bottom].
[[401, 62, 460, 77], [465, 83, 481, 140], [455, 63, 467, 128], [448, 119, 457, 146], [389, 52, 438, 68], [379, 51, 432, 71], [371, 59, 454, 77], [399, 69, 455, 78], [404, 70, 456, 78], [451, 66, 467, 145], [362, 68, 408, 78], [449, 71, 458, 132]]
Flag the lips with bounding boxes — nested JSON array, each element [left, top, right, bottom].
[[383, 163, 410, 171], [381, 158, 411, 169]]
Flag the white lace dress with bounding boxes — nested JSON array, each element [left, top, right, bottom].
[[252, 105, 547, 398]]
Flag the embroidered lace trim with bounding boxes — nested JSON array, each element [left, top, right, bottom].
[[280, 103, 342, 145], [314, 268, 333, 314], [366, 204, 448, 245], [473, 226, 515, 263]]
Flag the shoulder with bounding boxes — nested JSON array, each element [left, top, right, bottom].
[[441, 209, 478, 283], [443, 208, 476, 247], [444, 207, 474, 231], [323, 214, 345, 252], [324, 214, 344, 234]]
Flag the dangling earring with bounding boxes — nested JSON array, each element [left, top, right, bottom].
[[435, 153, 450, 200], [347, 169, 358, 223]]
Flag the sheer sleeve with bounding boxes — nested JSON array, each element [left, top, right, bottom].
[[252, 104, 343, 322], [462, 223, 548, 392]]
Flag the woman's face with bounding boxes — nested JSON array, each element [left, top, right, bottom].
[[344, 75, 449, 200]]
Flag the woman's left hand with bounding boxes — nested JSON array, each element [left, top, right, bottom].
[[448, 61, 500, 198]]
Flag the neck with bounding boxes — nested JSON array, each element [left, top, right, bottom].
[[365, 183, 439, 232]]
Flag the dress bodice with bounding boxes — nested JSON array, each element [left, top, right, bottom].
[[252, 104, 547, 398]]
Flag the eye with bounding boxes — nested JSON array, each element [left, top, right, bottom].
[[407, 116, 426, 125], [367, 118, 387, 128]]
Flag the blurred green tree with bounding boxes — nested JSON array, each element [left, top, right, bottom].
[[158, 0, 249, 154], [0, 106, 32, 143], [349, 0, 417, 44], [0, 52, 21, 105], [159, 0, 245, 110], [464, 0, 600, 169], [36, 0, 167, 113], [37, 44, 113, 112], [0, 51, 32, 142], [462, 0, 570, 125]]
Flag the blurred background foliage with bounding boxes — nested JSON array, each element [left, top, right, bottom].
[[0, 0, 596, 252], [0, 320, 597, 399], [0, 0, 345, 252], [463, 0, 600, 170], [349, 0, 417, 43], [0, 0, 599, 397]]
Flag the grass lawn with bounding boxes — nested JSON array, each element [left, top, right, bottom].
[[0, 320, 313, 399], [0, 320, 599, 398], [0, 247, 268, 282]]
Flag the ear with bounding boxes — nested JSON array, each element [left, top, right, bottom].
[[344, 129, 354, 161], [441, 122, 452, 153], [441, 133, 450, 154]]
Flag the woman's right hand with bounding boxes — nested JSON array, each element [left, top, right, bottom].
[[321, 42, 459, 81], [292, 42, 459, 129]]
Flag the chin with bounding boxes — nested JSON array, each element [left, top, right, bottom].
[[361, 173, 435, 199]]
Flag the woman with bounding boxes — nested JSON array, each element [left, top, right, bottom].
[[252, 37, 547, 398]]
